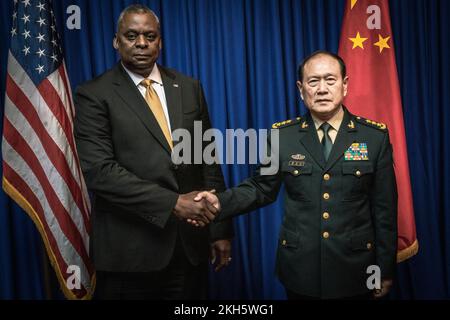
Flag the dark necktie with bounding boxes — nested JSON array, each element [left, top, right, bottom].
[[320, 122, 332, 161]]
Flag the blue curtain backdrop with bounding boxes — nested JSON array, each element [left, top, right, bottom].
[[0, 0, 449, 299]]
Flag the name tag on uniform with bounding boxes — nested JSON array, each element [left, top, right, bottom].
[[344, 143, 369, 160], [288, 160, 305, 167]]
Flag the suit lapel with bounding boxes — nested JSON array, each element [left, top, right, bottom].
[[112, 64, 171, 154], [299, 114, 326, 169], [160, 67, 183, 133], [324, 109, 357, 171]]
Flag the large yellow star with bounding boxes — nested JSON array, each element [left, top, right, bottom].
[[349, 32, 368, 49], [374, 34, 391, 53], [351, 0, 358, 9]]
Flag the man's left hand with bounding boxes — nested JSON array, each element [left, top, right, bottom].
[[210, 239, 232, 272]]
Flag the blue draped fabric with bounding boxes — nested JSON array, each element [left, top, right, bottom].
[[0, 0, 449, 299]]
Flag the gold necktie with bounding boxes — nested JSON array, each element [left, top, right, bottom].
[[141, 79, 173, 149]]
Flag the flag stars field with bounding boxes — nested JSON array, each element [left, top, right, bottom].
[[349, 32, 391, 53]]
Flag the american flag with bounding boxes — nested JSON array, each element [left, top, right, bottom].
[[2, 0, 94, 299]]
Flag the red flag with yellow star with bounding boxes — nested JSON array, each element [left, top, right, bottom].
[[338, 0, 418, 262]]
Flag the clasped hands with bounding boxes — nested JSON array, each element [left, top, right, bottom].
[[173, 190, 221, 227]]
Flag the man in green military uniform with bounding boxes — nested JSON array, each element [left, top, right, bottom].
[[194, 51, 398, 299]]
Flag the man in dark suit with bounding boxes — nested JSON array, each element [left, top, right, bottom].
[[195, 51, 398, 299], [74, 4, 233, 299]]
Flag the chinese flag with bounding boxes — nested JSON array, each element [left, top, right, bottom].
[[338, 0, 418, 262]]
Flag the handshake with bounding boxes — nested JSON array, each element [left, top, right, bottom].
[[173, 190, 221, 227]]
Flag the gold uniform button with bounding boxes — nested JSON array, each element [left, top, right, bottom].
[[355, 170, 361, 177], [323, 193, 330, 200], [293, 170, 299, 175], [323, 212, 330, 220], [367, 242, 372, 250], [323, 232, 329, 239], [323, 173, 330, 181], [282, 240, 287, 246]]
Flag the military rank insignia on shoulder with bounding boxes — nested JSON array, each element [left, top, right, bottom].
[[354, 116, 387, 131], [272, 117, 302, 129]]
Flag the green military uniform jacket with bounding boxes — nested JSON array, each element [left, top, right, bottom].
[[217, 107, 398, 298]]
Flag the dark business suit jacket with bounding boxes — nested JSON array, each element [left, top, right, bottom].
[[217, 107, 397, 298], [74, 63, 233, 272]]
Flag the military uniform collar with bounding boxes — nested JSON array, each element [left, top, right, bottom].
[[300, 106, 357, 133], [311, 107, 344, 132]]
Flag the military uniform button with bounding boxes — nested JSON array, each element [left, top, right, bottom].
[[282, 240, 287, 246], [323, 212, 330, 219], [323, 193, 330, 200], [355, 170, 361, 177], [323, 173, 330, 181], [323, 232, 329, 239], [367, 242, 372, 250], [293, 170, 299, 175]]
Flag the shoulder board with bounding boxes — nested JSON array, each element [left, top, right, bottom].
[[354, 116, 387, 131], [272, 117, 302, 129]]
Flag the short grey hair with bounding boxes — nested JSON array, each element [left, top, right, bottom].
[[116, 4, 160, 33]]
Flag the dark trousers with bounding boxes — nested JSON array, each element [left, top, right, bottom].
[[94, 238, 208, 300], [286, 289, 373, 300]]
